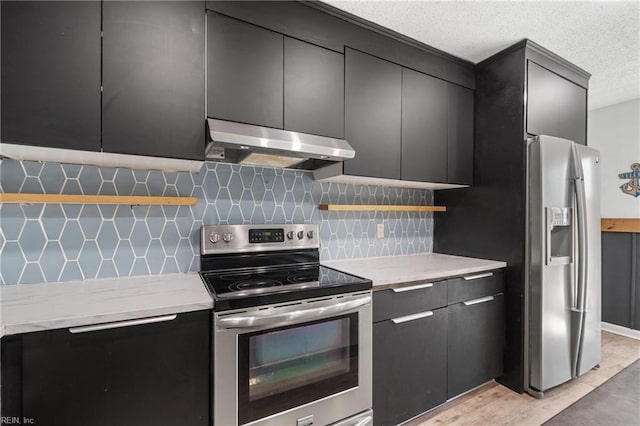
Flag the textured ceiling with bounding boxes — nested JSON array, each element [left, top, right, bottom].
[[324, 0, 640, 110]]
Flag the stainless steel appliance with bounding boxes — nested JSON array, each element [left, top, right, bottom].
[[199, 224, 373, 426], [205, 118, 355, 169], [526, 135, 601, 397]]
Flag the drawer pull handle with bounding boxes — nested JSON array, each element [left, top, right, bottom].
[[69, 314, 178, 334], [392, 283, 433, 293], [391, 311, 434, 324], [463, 272, 494, 281], [462, 296, 494, 306]]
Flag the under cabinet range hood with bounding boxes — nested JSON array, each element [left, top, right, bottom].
[[205, 118, 355, 170]]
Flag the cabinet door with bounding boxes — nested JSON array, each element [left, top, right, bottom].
[[345, 48, 401, 179], [447, 84, 474, 185], [374, 308, 447, 426], [634, 234, 640, 331], [0, 335, 22, 419], [448, 293, 504, 398], [527, 61, 587, 145], [284, 37, 344, 139], [102, 1, 205, 160], [207, 11, 283, 129], [1, 1, 101, 151], [401, 68, 448, 183], [601, 232, 633, 328], [19, 311, 210, 426]]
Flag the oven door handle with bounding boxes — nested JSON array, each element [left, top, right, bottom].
[[217, 296, 371, 329]]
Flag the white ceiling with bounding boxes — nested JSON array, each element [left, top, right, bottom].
[[324, 0, 640, 111]]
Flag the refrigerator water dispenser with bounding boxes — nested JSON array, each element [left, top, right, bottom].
[[546, 207, 572, 265]]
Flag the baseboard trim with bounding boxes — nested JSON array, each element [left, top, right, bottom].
[[602, 322, 640, 340]]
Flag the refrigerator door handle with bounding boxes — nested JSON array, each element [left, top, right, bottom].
[[572, 144, 588, 314], [571, 143, 589, 378]]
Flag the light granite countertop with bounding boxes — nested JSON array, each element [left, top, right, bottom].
[[0, 273, 213, 336], [323, 253, 507, 291]]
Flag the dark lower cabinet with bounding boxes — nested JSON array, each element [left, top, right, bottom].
[[527, 61, 587, 145], [447, 293, 504, 398], [345, 48, 402, 180], [1, 311, 210, 426], [103, 1, 205, 160], [1, 1, 101, 151], [602, 232, 639, 330], [373, 308, 447, 426]]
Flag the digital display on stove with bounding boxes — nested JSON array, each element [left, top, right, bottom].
[[249, 228, 285, 243]]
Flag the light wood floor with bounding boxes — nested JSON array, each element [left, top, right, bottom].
[[408, 331, 640, 426]]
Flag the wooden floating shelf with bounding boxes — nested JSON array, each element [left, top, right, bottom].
[[0, 193, 197, 206], [318, 204, 446, 212], [601, 218, 640, 233]]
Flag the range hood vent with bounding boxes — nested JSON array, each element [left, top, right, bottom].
[[205, 119, 355, 170]]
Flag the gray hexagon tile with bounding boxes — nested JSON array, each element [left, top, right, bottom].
[[60, 261, 83, 282], [1, 241, 26, 284], [21, 263, 45, 284], [1, 204, 26, 241], [79, 240, 101, 280], [20, 221, 47, 262], [40, 241, 65, 282], [0, 159, 26, 192], [60, 221, 84, 261], [79, 205, 102, 239], [114, 240, 135, 276], [40, 163, 66, 193], [0, 159, 434, 284], [96, 221, 118, 259]]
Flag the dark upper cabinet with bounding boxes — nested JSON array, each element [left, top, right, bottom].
[[448, 293, 504, 398], [345, 48, 402, 179], [401, 68, 448, 183], [1, 311, 210, 425], [373, 308, 447, 426], [102, 1, 205, 160], [527, 61, 587, 145], [448, 84, 474, 185], [0, 1, 101, 151], [207, 11, 283, 129], [284, 37, 345, 139]]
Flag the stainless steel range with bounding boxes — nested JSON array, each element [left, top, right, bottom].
[[200, 224, 373, 426]]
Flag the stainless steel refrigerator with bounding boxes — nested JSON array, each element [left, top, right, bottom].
[[526, 135, 601, 397]]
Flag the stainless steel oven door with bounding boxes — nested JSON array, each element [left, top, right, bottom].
[[213, 291, 373, 426]]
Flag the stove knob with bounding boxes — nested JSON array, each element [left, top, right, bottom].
[[286, 231, 295, 240], [209, 233, 220, 244], [222, 233, 234, 243], [307, 230, 315, 239], [297, 230, 304, 240]]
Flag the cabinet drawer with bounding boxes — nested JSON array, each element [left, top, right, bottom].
[[447, 270, 503, 305], [374, 306, 447, 426], [3, 311, 210, 425], [448, 293, 504, 398], [373, 280, 447, 323]]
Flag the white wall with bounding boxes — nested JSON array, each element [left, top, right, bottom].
[[588, 98, 640, 218]]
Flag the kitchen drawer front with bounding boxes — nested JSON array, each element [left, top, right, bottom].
[[373, 306, 447, 426], [447, 270, 503, 305], [373, 280, 447, 323], [448, 293, 504, 398]]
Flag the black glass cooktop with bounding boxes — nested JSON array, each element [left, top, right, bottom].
[[200, 264, 371, 311]]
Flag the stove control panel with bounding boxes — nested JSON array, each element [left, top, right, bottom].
[[248, 228, 284, 243], [201, 224, 319, 254]]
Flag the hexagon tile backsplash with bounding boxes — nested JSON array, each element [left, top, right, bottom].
[[0, 159, 434, 285]]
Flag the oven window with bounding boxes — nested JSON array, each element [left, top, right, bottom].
[[238, 313, 359, 424]]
